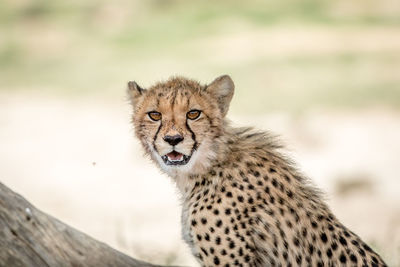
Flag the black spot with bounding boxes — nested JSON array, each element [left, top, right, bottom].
[[226, 192, 233, 197], [363, 243, 373, 252], [248, 197, 254, 204], [293, 237, 300, 247], [296, 254, 302, 264], [191, 220, 197, 227], [339, 253, 347, 263], [311, 221, 318, 228], [205, 233, 210, 241], [272, 178, 278, 188], [358, 248, 365, 256], [350, 254, 358, 263], [201, 247, 208, 256], [351, 239, 359, 247], [214, 209, 219, 215], [244, 254, 251, 262], [214, 256, 220, 265], [237, 196, 244, 202], [221, 249, 227, 255], [339, 235, 347, 246], [326, 248, 332, 258], [201, 218, 207, 225], [279, 183, 285, 192], [225, 208, 231, 215], [216, 236, 221, 245], [269, 167, 276, 173], [270, 196, 275, 204], [320, 233, 328, 243], [216, 220, 223, 227], [331, 242, 338, 251], [344, 230, 351, 237], [264, 186, 270, 194], [229, 241, 235, 249], [10, 229, 18, 237], [302, 227, 307, 237], [210, 247, 215, 254], [308, 244, 314, 255]]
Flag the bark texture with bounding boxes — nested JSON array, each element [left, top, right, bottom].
[[0, 182, 169, 267]]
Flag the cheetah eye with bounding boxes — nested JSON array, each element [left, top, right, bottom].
[[187, 110, 201, 120], [148, 111, 162, 121]]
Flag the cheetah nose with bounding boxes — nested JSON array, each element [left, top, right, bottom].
[[164, 135, 184, 146]]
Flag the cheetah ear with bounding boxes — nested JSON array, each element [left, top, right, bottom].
[[127, 81, 146, 107], [206, 75, 235, 117]]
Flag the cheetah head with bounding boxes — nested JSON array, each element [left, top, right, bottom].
[[127, 75, 234, 176]]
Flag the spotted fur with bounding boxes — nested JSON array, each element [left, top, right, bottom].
[[128, 75, 387, 267]]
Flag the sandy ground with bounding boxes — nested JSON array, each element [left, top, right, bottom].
[[0, 93, 399, 266]]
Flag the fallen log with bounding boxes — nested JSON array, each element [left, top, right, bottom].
[[0, 182, 170, 267]]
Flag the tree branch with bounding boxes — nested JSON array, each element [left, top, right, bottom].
[[0, 182, 171, 267]]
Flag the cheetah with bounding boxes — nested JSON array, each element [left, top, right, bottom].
[[127, 75, 387, 267]]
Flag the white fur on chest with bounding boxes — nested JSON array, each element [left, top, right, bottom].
[[180, 199, 199, 259]]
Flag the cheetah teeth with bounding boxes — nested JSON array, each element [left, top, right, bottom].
[[162, 151, 191, 166]]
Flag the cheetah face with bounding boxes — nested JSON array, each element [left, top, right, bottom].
[[128, 75, 234, 175]]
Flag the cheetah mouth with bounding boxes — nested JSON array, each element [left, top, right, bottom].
[[162, 151, 191, 166]]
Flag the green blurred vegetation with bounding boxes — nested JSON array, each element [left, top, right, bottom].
[[0, 0, 399, 112]]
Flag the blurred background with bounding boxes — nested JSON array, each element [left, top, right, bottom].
[[0, 0, 399, 265]]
